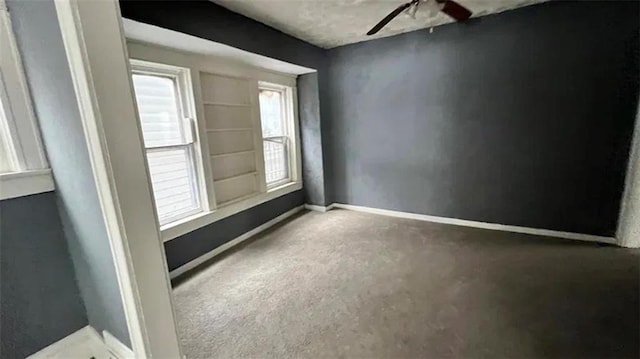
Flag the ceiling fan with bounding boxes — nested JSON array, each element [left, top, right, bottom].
[[367, 0, 472, 35]]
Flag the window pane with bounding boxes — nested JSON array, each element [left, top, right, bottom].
[[146, 147, 200, 225], [263, 137, 288, 184], [132, 74, 187, 148], [259, 89, 283, 137]]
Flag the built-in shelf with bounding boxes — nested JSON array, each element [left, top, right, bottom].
[[210, 150, 255, 158], [207, 128, 253, 132], [213, 170, 258, 182], [216, 191, 260, 208], [213, 171, 257, 184], [203, 101, 251, 107]]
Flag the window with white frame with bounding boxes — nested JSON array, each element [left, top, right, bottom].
[[0, 3, 52, 200], [127, 42, 303, 238], [130, 61, 203, 225], [258, 83, 294, 188]]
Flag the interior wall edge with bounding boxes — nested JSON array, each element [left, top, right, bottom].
[[617, 98, 640, 248]]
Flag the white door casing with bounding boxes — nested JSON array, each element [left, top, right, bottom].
[[54, 0, 183, 357]]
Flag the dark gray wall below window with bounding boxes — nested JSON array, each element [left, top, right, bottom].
[[0, 193, 88, 359], [325, 0, 639, 236], [165, 190, 304, 271]]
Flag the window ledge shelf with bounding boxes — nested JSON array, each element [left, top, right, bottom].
[[160, 181, 302, 242], [0, 169, 55, 201]]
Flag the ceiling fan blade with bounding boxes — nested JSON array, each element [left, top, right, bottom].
[[440, 0, 472, 21], [367, 1, 414, 35]]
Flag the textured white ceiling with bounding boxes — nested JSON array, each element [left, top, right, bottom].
[[212, 0, 548, 49]]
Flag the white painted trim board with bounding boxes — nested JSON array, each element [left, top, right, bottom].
[[54, 0, 182, 357], [304, 204, 334, 212], [170, 205, 304, 279], [0, 169, 54, 200], [331, 203, 617, 244], [26, 326, 134, 359], [616, 101, 640, 248], [104, 330, 135, 359], [27, 326, 106, 359]]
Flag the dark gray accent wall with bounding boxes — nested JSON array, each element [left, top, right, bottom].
[[325, 0, 639, 236], [0, 193, 88, 359], [298, 73, 326, 205], [165, 190, 304, 271], [8, 0, 131, 346]]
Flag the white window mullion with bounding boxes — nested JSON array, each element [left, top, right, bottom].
[[251, 80, 268, 193]]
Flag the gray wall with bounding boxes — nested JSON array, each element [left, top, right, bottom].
[[0, 193, 88, 359], [8, 0, 131, 346], [325, 0, 639, 236], [119, 0, 328, 270], [299, 73, 326, 205]]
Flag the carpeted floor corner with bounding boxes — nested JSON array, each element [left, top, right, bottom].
[[172, 209, 640, 358]]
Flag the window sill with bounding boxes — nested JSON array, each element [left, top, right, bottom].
[[0, 169, 55, 201], [160, 181, 302, 241]]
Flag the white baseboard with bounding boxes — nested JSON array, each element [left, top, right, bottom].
[[331, 203, 617, 245], [26, 326, 134, 359], [27, 326, 107, 359], [304, 203, 334, 212], [170, 205, 304, 279], [103, 330, 134, 359]]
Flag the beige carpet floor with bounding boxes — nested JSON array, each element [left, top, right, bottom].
[[172, 209, 639, 358]]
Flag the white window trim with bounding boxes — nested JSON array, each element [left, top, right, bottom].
[[126, 42, 304, 241], [0, 2, 53, 200], [130, 60, 210, 226], [259, 81, 300, 190]]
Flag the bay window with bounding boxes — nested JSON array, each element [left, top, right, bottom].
[[128, 50, 302, 236]]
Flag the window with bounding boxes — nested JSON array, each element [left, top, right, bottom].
[[0, 3, 52, 200], [259, 83, 294, 188], [127, 43, 303, 239], [130, 61, 202, 225]]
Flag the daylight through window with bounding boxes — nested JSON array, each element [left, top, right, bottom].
[[131, 66, 202, 225]]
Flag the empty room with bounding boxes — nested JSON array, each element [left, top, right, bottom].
[[1, 0, 639, 358]]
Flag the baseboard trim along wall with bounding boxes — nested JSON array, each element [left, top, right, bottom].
[[304, 204, 335, 212], [331, 203, 618, 245], [26, 326, 132, 359], [104, 330, 135, 359], [169, 205, 305, 279]]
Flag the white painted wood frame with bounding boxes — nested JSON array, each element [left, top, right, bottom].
[[53, 1, 182, 357], [617, 103, 640, 248]]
